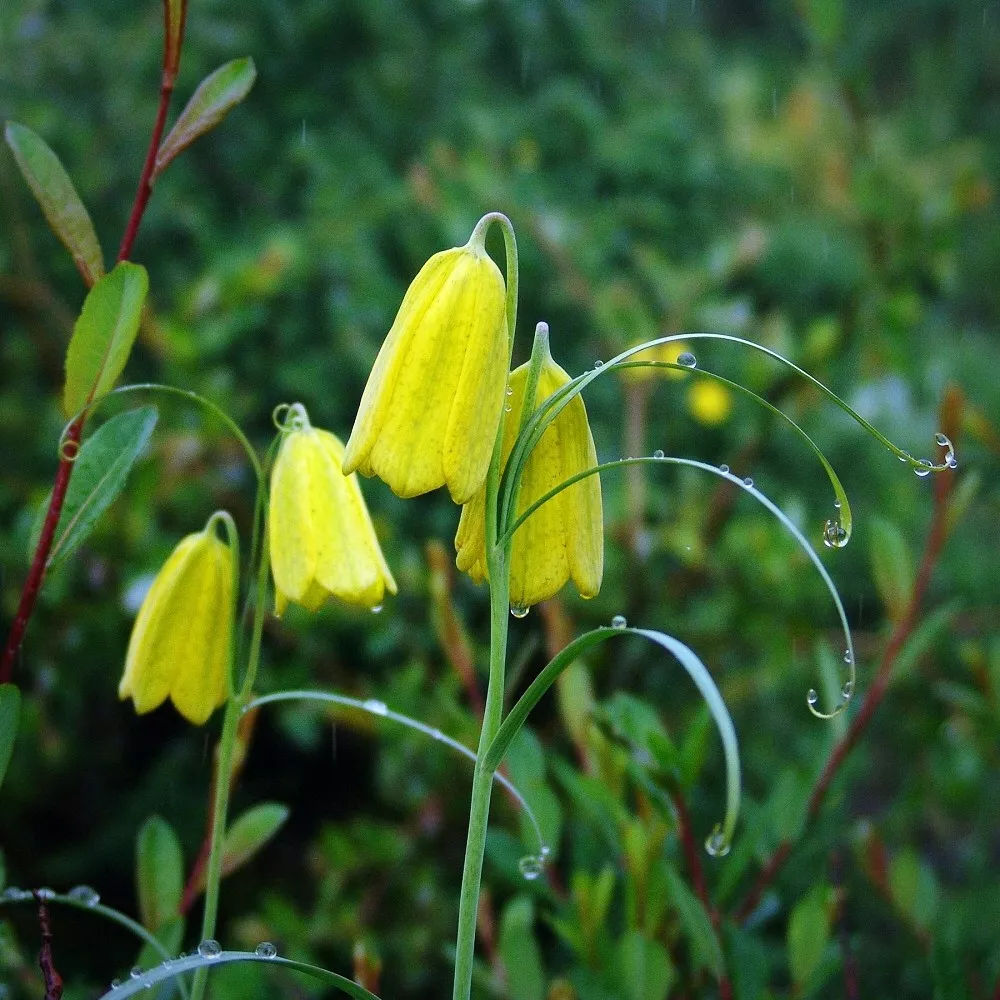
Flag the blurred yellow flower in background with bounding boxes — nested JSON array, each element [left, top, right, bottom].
[[622, 339, 694, 381], [270, 404, 396, 614], [455, 329, 603, 609], [688, 379, 733, 425], [119, 514, 234, 725], [343, 228, 508, 504]]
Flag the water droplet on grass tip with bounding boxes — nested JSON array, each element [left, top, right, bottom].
[[843, 649, 853, 664], [677, 351, 697, 368], [611, 614, 627, 629], [363, 698, 388, 716], [653, 449, 665, 459], [255, 942, 277, 958], [510, 605, 530, 619], [197, 939, 222, 959], [934, 432, 949, 446], [807, 688, 819, 707], [842, 681, 854, 698], [914, 460, 933, 477], [518, 856, 544, 880], [67, 885, 100, 906], [823, 519, 848, 548], [704, 827, 730, 857]]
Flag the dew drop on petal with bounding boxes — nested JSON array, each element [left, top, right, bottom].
[[255, 942, 277, 959], [510, 605, 530, 619], [197, 939, 222, 959], [677, 351, 697, 368], [611, 614, 627, 629]]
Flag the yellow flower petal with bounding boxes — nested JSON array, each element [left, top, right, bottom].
[[343, 236, 508, 504], [269, 408, 396, 613], [455, 336, 604, 608], [120, 520, 234, 725]]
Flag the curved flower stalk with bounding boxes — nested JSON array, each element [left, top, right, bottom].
[[119, 511, 237, 725], [270, 403, 396, 614], [455, 324, 603, 610], [343, 219, 510, 504]]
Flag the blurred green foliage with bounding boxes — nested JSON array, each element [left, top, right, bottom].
[[2, 0, 999, 997]]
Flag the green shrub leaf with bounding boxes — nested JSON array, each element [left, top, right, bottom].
[[31, 407, 158, 570], [136, 815, 184, 932], [4, 122, 104, 286], [787, 884, 831, 987], [614, 931, 675, 1000], [0, 685, 21, 791], [63, 262, 148, 417], [154, 58, 257, 180], [498, 896, 545, 1000], [219, 802, 290, 881]]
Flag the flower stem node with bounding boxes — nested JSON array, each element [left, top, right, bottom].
[[342, 225, 509, 505], [455, 332, 604, 607], [119, 512, 236, 725], [270, 403, 397, 614]]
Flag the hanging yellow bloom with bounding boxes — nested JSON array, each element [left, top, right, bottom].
[[119, 513, 235, 725], [270, 404, 397, 614], [342, 223, 508, 505], [455, 330, 603, 608]]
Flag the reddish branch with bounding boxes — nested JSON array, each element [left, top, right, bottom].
[[0, 0, 187, 681], [35, 893, 64, 1000], [733, 387, 962, 924]]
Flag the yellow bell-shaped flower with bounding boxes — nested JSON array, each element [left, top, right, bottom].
[[269, 404, 397, 614], [455, 330, 603, 609], [342, 223, 508, 505], [119, 513, 235, 725]]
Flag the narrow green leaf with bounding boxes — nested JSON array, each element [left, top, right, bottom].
[[869, 518, 914, 622], [889, 849, 939, 932], [165, 0, 185, 69], [4, 122, 104, 285], [498, 897, 545, 1000], [31, 407, 158, 570], [219, 802, 289, 881], [787, 885, 831, 986], [614, 931, 675, 1000], [0, 685, 20, 791], [664, 866, 725, 977], [136, 816, 184, 932], [154, 58, 257, 180], [63, 262, 148, 417]]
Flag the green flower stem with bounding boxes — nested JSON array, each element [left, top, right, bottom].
[[452, 212, 520, 1000], [452, 555, 509, 1000]]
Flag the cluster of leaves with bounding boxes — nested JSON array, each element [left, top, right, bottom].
[[2, 0, 999, 997]]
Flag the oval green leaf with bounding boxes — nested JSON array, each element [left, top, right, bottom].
[[216, 802, 289, 883], [153, 58, 257, 180], [4, 122, 105, 286], [136, 815, 184, 933], [63, 262, 148, 417], [31, 407, 158, 570], [0, 684, 21, 791]]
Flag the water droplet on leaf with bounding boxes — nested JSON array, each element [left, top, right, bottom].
[[743, 476, 753, 487], [518, 855, 544, 880], [653, 449, 665, 459], [197, 939, 222, 959], [823, 519, 848, 548], [677, 351, 697, 368], [611, 614, 627, 629], [807, 688, 819, 707], [704, 827, 730, 857], [593, 359, 604, 368], [255, 942, 277, 958], [719, 464, 729, 474], [842, 680, 854, 698], [914, 460, 933, 477], [130, 967, 143, 979], [362, 698, 388, 716], [67, 885, 100, 906]]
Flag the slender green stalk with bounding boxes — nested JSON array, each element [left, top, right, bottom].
[[451, 213, 519, 1000]]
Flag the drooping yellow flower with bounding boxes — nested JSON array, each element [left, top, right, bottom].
[[342, 225, 508, 505], [455, 331, 603, 608], [688, 379, 732, 425], [119, 514, 235, 725], [270, 404, 397, 614]]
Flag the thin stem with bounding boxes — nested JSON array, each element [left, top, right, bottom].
[[733, 387, 961, 924], [0, 418, 81, 682], [117, 0, 188, 262], [189, 696, 241, 1000]]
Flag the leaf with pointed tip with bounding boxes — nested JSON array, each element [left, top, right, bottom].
[[4, 122, 104, 286], [154, 58, 257, 180], [29, 407, 158, 570], [165, 0, 185, 71], [136, 815, 184, 932], [63, 262, 148, 417], [0, 685, 21, 791]]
